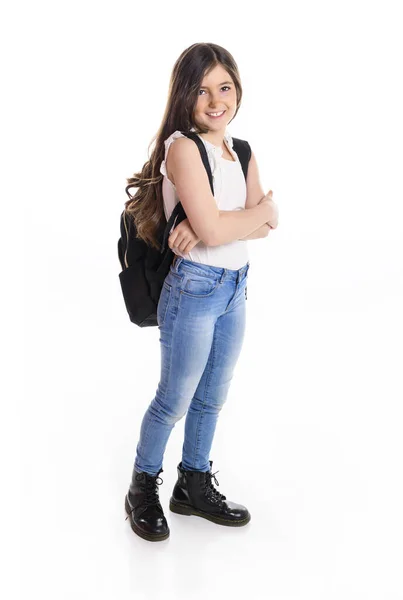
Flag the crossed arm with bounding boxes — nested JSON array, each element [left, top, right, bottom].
[[236, 209, 270, 240], [238, 223, 270, 240], [168, 206, 270, 252], [238, 150, 271, 240], [168, 150, 272, 249]]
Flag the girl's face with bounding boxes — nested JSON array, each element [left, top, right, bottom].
[[193, 64, 237, 133]]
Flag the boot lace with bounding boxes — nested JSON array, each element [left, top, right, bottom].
[[203, 470, 227, 507], [125, 473, 164, 520]]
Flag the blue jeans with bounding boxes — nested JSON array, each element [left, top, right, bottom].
[[133, 256, 249, 475]]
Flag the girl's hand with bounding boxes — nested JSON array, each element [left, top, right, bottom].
[[259, 190, 279, 229], [168, 218, 201, 254]]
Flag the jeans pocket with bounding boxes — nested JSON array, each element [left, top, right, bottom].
[[157, 282, 172, 327], [181, 273, 220, 298]]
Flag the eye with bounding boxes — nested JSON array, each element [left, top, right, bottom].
[[199, 86, 232, 95]]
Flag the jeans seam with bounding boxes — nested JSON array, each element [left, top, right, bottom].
[[193, 320, 217, 469]]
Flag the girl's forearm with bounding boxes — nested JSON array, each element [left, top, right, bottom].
[[209, 204, 270, 246], [238, 223, 270, 240]]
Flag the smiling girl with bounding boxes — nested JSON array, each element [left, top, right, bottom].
[[124, 42, 278, 542]]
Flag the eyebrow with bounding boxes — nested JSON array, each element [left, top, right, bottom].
[[200, 81, 233, 88]]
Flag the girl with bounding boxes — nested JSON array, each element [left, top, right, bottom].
[[124, 42, 278, 542]]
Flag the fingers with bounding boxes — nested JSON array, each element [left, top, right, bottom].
[[169, 232, 195, 253]]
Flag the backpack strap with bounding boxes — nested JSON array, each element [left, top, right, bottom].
[[181, 132, 215, 193], [232, 137, 251, 180]]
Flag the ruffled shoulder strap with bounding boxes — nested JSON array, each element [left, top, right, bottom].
[[224, 130, 234, 149], [160, 130, 187, 183]]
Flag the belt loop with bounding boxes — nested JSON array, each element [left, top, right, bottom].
[[219, 269, 226, 284], [172, 254, 180, 271]]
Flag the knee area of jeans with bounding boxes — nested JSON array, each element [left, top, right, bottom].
[[151, 400, 186, 425]]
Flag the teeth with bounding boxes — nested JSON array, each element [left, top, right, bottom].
[[207, 111, 224, 117]]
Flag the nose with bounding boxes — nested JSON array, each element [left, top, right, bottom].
[[208, 90, 221, 107]]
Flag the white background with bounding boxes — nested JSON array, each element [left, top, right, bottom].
[[10, 0, 403, 598]]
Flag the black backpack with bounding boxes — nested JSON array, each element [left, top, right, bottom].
[[118, 131, 251, 327]]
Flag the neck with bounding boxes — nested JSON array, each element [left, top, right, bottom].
[[198, 128, 226, 148]]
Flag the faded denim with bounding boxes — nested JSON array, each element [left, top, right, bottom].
[[133, 256, 249, 475]]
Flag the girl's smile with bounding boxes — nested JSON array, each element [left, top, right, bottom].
[[206, 110, 226, 119]]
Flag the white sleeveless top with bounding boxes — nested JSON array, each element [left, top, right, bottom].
[[159, 127, 249, 270]]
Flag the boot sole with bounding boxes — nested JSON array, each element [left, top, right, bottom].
[[169, 498, 251, 527], [124, 495, 170, 542]]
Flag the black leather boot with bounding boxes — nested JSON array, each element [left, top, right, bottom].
[[124, 467, 170, 541], [169, 461, 251, 527]]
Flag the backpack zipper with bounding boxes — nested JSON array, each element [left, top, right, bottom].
[[123, 211, 129, 268]]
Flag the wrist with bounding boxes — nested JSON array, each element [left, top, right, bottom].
[[258, 201, 271, 222]]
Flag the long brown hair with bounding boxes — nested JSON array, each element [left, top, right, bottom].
[[125, 42, 243, 250]]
